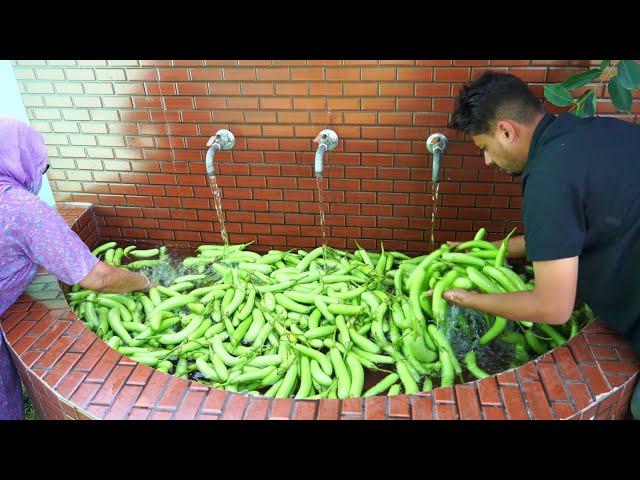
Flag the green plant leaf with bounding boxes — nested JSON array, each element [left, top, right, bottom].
[[616, 60, 640, 90], [562, 69, 602, 90], [544, 84, 574, 107], [571, 90, 596, 118], [609, 76, 632, 113], [599, 60, 610, 71]]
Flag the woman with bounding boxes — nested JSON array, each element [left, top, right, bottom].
[[0, 117, 154, 419]]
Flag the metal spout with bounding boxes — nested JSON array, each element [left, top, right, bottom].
[[313, 129, 338, 177], [426, 133, 448, 183], [205, 129, 235, 177]]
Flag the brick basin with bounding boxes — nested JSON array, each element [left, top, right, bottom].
[[2, 202, 638, 420]]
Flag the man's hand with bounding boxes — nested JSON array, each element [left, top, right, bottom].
[[206, 136, 216, 147], [442, 288, 478, 307], [425, 288, 478, 308]]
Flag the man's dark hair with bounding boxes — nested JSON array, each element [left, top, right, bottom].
[[449, 71, 545, 136]]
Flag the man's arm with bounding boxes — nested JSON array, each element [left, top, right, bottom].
[[442, 256, 578, 325], [78, 261, 153, 293], [496, 234, 526, 259]]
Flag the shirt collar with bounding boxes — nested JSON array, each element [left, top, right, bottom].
[[522, 113, 557, 180]]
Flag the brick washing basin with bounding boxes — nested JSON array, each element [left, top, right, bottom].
[[2, 202, 638, 420]]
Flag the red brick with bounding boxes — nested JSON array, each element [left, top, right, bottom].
[[344, 83, 377, 96], [599, 360, 640, 377], [84, 346, 121, 383], [516, 362, 539, 381], [55, 371, 87, 398], [11, 335, 39, 356], [435, 403, 458, 420], [293, 401, 318, 420], [521, 381, 554, 419], [566, 382, 594, 411], [269, 398, 293, 420], [433, 386, 455, 403], [482, 406, 506, 420], [387, 395, 410, 418], [86, 404, 108, 419], [173, 390, 206, 420], [326, 68, 360, 81], [553, 402, 576, 419], [127, 364, 154, 386], [361, 68, 396, 80], [127, 407, 151, 420], [455, 385, 482, 420], [501, 385, 529, 419], [551, 347, 584, 382], [360, 98, 395, 111], [149, 410, 174, 420], [341, 397, 363, 415], [135, 370, 171, 409], [538, 363, 570, 402], [70, 382, 101, 409], [202, 388, 229, 414], [410, 395, 433, 420], [290, 68, 324, 81], [244, 398, 271, 420], [316, 399, 340, 420], [157, 377, 189, 411], [221, 394, 249, 420], [415, 83, 450, 97], [364, 396, 386, 420], [342, 112, 377, 125], [397, 68, 433, 81], [92, 365, 134, 405], [104, 385, 143, 420], [434, 68, 470, 82], [41, 352, 81, 389]]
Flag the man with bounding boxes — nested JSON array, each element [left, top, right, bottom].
[[444, 72, 640, 419]]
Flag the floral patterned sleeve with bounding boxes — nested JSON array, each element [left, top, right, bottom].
[[17, 196, 99, 286]]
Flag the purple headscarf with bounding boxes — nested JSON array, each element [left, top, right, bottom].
[[0, 116, 48, 198]]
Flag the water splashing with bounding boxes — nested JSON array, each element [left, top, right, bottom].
[[440, 303, 517, 379]]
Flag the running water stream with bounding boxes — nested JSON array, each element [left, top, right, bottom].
[[315, 174, 329, 263], [207, 176, 230, 251], [429, 180, 440, 252]]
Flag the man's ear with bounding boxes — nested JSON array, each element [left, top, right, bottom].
[[496, 120, 517, 144]]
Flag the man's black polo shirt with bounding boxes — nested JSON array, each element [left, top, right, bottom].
[[521, 112, 640, 355]]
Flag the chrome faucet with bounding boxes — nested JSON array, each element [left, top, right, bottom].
[[313, 129, 339, 177], [426, 133, 449, 183], [205, 129, 235, 177]]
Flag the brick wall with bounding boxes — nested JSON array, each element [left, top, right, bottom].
[[12, 60, 640, 254]]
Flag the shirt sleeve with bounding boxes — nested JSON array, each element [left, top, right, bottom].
[[16, 198, 100, 285], [522, 170, 586, 261]]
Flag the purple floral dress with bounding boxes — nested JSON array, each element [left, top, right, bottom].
[[0, 117, 98, 419]]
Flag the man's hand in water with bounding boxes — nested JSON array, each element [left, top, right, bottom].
[[442, 289, 477, 308], [425, 288, 477, 308]]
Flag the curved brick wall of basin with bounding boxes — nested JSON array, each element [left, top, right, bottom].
[[2, 203, 638, 420]]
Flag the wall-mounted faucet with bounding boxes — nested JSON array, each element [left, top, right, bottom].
[[426, 133, 448, 183], [205, 129, 236, 177], [313, 129, 339, 177]]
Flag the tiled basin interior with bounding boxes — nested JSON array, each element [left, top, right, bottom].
[[1, 202, 638, 420]]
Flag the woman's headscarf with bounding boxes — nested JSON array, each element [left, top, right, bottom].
[[0, 116, 48, 198]]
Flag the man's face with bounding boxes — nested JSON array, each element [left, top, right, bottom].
[[471, 124, 526, 176]]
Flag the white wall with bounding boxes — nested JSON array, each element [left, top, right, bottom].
[[0, 60, 55, 206]]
